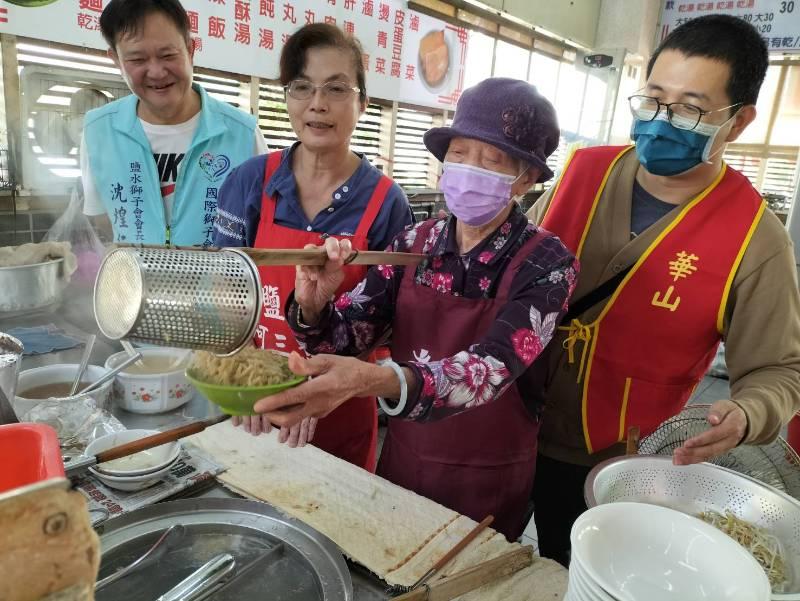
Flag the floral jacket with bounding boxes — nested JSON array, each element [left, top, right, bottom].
[[287, 205, 579, 421]]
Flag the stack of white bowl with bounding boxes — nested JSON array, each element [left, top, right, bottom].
[[85, 429, 181, 491], [566, 502, 771, 601]]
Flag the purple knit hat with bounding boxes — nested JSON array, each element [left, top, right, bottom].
[[423, 77, 560, 182]]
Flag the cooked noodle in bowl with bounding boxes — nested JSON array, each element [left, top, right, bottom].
[[186, 347, 306, 415], [190, 347, 295, 386]]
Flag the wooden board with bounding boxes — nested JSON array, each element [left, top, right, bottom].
[[187, 422, 567, 600]]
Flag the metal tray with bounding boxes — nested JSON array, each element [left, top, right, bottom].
[[95, 498, 353, 600]]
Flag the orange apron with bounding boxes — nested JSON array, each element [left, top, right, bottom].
[[253, 151, 392, 470]]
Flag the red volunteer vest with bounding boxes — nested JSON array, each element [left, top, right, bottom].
[[253, 151, 391, 470], [542, 145, 766, 454]]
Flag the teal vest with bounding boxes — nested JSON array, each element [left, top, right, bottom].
[[84, 84, 256, 245]]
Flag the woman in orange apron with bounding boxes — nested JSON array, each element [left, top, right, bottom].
[[213, 23, 412, 470]]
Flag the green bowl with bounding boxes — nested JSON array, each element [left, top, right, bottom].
[[4, 0, 60, 6], [185, 370, 307, 416]]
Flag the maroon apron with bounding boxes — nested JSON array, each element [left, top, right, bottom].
[[377, 220, 544, 540], [253, 151, 391, 471]]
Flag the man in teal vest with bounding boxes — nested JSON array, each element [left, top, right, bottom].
[[81, 0, 267, 245]]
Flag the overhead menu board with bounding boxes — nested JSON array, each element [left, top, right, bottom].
[[0, 0, 469, 110], [659, 0, 800, 53]]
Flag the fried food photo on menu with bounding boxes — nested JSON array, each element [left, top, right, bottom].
[[419, 30, 449, 87]]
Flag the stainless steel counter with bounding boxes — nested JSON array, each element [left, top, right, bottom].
[[0, 288, 389, 600]]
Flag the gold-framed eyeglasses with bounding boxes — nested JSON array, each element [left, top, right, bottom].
[[284, 79, 361, 101], [628, 95, 742, 131]]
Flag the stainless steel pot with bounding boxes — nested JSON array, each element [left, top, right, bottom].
[[0, 259, 65, 314], [0, 332, 23, 401]]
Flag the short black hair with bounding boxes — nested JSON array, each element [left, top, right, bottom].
[[100, 0, 192, 51], [280, 23, 367, 103], [647, 14, 768, 107]]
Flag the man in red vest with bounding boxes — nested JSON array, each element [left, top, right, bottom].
[[527, 14, 800, 566]]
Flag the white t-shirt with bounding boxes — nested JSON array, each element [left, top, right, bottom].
[[81, 115, 268, 220]]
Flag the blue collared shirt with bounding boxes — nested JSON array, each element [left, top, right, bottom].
[[214, 142, 413, 250]]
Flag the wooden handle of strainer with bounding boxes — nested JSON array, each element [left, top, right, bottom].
[[95, 415, 231, 463], [116, 243, 426, 267], [240, 247, 427, 267], [626, 426, 641, 455]]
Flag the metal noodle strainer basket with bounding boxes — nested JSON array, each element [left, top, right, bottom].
[[94, 247, 262, 355], [586, 455, 800, 599], [638, 404, 800, 500]]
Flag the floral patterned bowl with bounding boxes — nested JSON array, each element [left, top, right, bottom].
[[105, 348, 195, 414]]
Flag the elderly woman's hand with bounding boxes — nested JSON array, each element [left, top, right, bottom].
[[295, 237, 355, 325], [254, 351, 374, 427]]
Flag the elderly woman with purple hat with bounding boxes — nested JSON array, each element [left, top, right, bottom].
[[252, 78, 578, 540]]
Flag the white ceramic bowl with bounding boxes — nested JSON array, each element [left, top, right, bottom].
[[85, 429, 181, 477], [568, 563, 615, 601], [14, 363, 114, 416], [88, 461, 174, 491], [105, 348, 194, 414], [571, 502, 771, 601]]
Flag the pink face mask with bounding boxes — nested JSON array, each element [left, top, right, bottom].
[[439, 162, 524, 227]]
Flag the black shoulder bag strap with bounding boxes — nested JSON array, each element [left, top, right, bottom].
[[561, 265, 634, 324]]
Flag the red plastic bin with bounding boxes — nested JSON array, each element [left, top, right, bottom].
[[0, 423, 65, 494]]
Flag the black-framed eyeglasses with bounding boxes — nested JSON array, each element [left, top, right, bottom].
[[284, 79, 361, 101], [628, 95, 742, 131]]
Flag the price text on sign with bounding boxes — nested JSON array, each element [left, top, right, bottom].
[[659, 0, 800, 52]]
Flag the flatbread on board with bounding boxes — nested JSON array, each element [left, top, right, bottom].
[[187, 422, 566, 600]]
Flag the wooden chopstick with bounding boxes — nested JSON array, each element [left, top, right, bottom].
[[408, 515, 495, 591], [393, 547, 534, 601]]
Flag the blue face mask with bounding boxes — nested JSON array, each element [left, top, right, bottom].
[[631, 113, 734, 176]]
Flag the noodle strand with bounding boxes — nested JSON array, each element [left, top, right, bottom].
[[190, 347, 295, 386]]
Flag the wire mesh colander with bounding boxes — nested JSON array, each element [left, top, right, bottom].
[[638, 404, 800, 501], [94, 247, 262, 355], [586, 455, 800, 598]]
